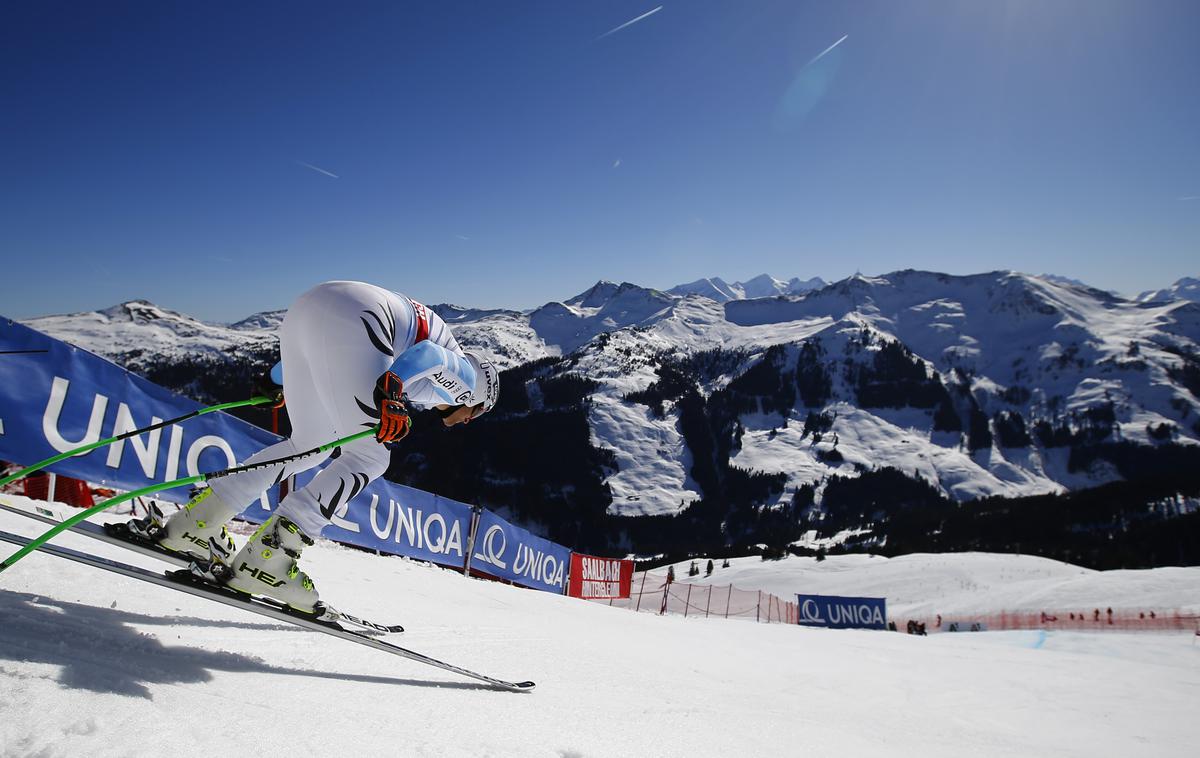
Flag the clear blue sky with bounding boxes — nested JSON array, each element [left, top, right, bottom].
[[3, 1, 1197, 321]]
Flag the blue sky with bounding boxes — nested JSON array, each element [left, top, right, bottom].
[[2, 1, 1197, 321]]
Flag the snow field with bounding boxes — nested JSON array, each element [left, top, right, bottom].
[[667, 552, 1200, 619], [2, 500, 1199, 757]]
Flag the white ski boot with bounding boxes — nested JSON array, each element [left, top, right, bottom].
[[127, 488, 238, 561], [217, 516, 320, 613]]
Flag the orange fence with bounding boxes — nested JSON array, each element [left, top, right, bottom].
[[20, 472, 94, 508], [591, 571, 797, 624], [897, 608, 1200, 634]]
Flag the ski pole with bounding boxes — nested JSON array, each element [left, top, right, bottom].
[[0, 395, 278, 490], [0, 426, 378, 574]]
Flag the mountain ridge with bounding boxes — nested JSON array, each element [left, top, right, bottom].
[[18, 269, 1200, 561]]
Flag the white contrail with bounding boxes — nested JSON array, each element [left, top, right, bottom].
[[597, 6, 663, 40], [804, 34, 848, 68], [296, 160, 339, 179], [1180, 196, 1200, 201]]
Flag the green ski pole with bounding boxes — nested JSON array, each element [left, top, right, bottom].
[[0, 426, 378, 574], [0, 395, 278, 489]]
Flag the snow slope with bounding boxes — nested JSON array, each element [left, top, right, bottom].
[[2, 498, 1198, 758]]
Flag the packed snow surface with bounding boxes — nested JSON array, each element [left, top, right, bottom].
[[667, 553, 1200, 618], [2, 498, 1198, 757]]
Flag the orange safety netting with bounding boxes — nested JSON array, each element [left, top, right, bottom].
[[898, 608, 1200, 634], [593, 571, 797, 624]]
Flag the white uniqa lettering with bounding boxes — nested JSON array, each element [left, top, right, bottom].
[[827, 602, 883, 626], [105, 402, 162, 478], [42, 377, 108, 454], [370, 495, 395, 539], [513, 546, 563, 586], [444, 519, 463, 556], [394, 504, 416, 546], [164, 425, 185, 481], [423, 513, 446, 553], [185, 435, 236, 477], [513, 544, 534, 576]]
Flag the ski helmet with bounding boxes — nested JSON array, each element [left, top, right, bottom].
[[464, 351, 499, 415]]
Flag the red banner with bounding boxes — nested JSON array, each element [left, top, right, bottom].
[[567, 553, 634, 599]]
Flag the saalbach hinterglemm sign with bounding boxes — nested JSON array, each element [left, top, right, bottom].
[[796, 594, 887, 630]]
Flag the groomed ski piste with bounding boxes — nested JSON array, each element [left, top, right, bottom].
[[1, 497, 1198, 758]]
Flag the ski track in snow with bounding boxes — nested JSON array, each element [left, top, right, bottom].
[[1, 500, 1198, 757]]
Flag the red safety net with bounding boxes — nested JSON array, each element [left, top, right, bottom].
[[896, 608, 1200, 634], [22, 473, 95, 508], [593, 571, 797, 624]]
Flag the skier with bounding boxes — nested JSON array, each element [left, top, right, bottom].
[[129, 280, 499, 613]]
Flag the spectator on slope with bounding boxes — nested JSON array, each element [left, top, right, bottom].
[[128, 280, 499, 614]]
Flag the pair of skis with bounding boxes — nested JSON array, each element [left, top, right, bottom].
[[0, 397, 534, 691], [1, 501, 401, 635]]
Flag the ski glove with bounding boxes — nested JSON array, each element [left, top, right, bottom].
[[251, 367, 284, 406], [374, 371, 411, 443]]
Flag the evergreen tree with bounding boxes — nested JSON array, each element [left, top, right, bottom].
[[705, 559, 714, 576]]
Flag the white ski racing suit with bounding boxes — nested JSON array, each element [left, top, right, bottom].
[[208, 280, 478, 537]]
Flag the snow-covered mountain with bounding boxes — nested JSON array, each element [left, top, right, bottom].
[[574, 271, 1200, 514], [668, 274, 826, 302], [1137, 276, 1200, 305], [24, 300, 282, 398], [19, 270, 1200, 560], [26, 300, 279, 364]]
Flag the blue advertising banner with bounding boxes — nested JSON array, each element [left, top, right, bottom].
[[471, 509, 570, 594], [320, 481, 474, 569], [0, 318, 575, 593], [0, 318, 280, 506], [796, 593, 888, 630]]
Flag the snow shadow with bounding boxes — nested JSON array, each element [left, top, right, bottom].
[[0, 591, 507, 697]]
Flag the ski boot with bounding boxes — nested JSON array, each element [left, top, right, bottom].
[[213, 515, 320, 613], [125, 488, 238, 561]]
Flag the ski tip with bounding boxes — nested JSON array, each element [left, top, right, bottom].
[[512, 681, 536, 691]]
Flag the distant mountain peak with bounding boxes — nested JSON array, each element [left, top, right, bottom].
[[668, 274, 826, 303], [1137, 276, 1200, 304], [568, 280, 624, 308]]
